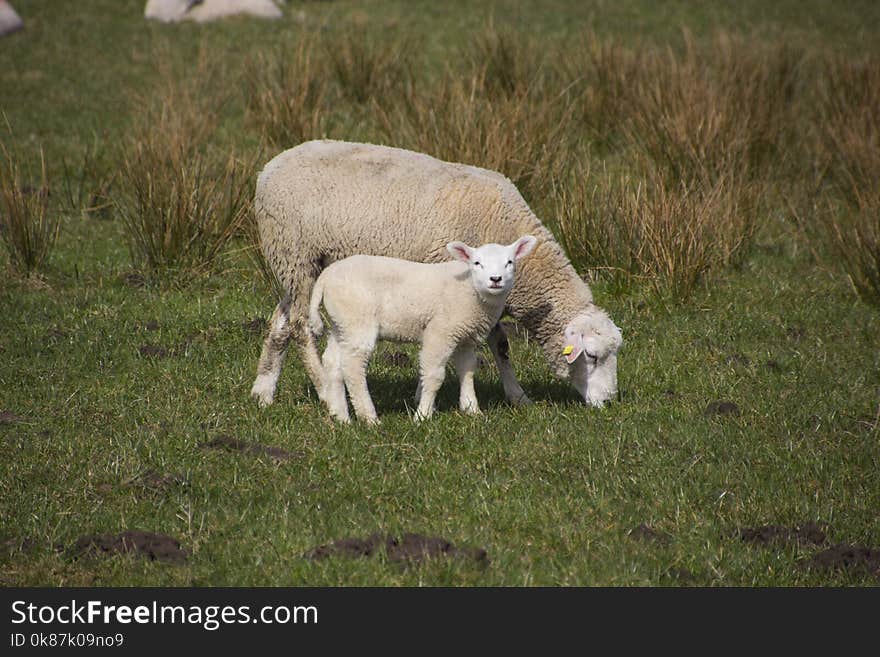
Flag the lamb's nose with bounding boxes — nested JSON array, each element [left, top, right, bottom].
[[490, 276, 502, 283]]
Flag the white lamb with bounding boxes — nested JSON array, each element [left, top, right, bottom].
[[308, 236, 537, 424]]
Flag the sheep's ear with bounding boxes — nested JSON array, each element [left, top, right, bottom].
[[447, 241, 475, 263], [563, 334, 586, 364], [511, 235, 538, 260]]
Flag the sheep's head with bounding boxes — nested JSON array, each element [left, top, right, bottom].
[[559, 307, 623, 407], [447, 235, 537, 300]]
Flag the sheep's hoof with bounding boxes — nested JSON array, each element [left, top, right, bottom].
[[510, 393, 533, 407], [250, 379, 276, 408]]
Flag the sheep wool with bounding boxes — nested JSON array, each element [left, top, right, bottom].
[[251, 140, 622, 409], [144, 0, 282, 23]]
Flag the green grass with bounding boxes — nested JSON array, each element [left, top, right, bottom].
[[1, 0, 879, 586]]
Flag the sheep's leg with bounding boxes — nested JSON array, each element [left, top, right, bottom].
[[340, 331, 380, 425], [321, 331, 350, 423], [453, 345, 481, 415], [415, 332, 455, 422], [251, 294, 294, 407], [488, 322, 532, 406]]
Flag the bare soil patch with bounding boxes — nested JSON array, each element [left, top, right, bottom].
[[738, 522, 828, 547], [305, 533, 488, 565], [69, 530, 188, 564], [704, 400, 740, 417], [809, 544, 880, 579]]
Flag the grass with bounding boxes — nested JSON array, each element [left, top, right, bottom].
[[0, 141, 58, 277], [1, 0, 879, 586]]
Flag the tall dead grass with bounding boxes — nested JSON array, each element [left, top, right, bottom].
[[809, 54, 880, 305], [245, 37, 330, 146], [0, 143, 59, 276], [553, 161, 755, 298], [114, 52, 254, 276]]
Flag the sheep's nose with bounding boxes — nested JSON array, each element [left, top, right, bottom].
[[490, 276, 502, 283]]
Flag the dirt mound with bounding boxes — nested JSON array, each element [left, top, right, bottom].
[[739, 523, 828, 547], [138, 344, 169, 358], [201, 435, 302, 461], [305, 533, 488, 565], [810, 544, 880, 579], [69, 530, 188, 564], [705, 400, 740, 417]]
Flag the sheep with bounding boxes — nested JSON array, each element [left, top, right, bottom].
[[251, 140, 622, 411], [308, 236, 537, 424], [0, 1, 23, 36], [144, 0, 282, 23]]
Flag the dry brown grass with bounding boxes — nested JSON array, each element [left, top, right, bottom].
[[113, 52, 254, 276], [245, 37, 330, 147], [807, 53, 880, 305], [374, 69, 577, 205], [325, 25, 415, 105], [553, 160, 756, 298], [0, 142, 59, 277]]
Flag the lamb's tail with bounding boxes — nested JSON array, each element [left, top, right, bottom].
[[308, 278, 325, 338], [303, 278, 327, 401]]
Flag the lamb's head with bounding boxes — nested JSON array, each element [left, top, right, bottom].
[[447, 235, 537, 300], [558, 307, 623, 407]]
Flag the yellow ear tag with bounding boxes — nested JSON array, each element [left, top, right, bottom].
[[562, 345, 573, 355]]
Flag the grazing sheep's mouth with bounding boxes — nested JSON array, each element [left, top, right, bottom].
[[488, 283, 503, 290]]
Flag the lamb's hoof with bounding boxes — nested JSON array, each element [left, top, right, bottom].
[[361, 416, 381, 426], [250, 378, 276, 408]]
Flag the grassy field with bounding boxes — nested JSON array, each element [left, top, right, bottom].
[[1, 0, 879, 586]]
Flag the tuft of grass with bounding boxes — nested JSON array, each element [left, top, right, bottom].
[[113, 52, 254, 276], [468, 23, 546, 98], [60, 140, 115, 221], [374, 69, 576, 205], [326, 25, 415, 105], [0, 142, 59, 277], [552, 162, 756, 299], [804, 53, 880, 305], [619, 32, 800, 185], [245, 37, 330, 147]]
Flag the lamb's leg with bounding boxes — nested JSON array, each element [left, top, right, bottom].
[[453, 345, 481, 415], [339, 332, 380, 425], [321, 332, 350, 423], [251, 294, 294, 407], [415, 332, 455, 422], [487, 322, 532, 406]]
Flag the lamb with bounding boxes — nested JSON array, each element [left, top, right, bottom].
[[144, 0, 282, 23], [251, 140, 622, 411], [308, 236, 537, 424]]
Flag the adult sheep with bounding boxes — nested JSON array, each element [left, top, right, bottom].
[[251, 140, 622, 410], [144, 0, 282, 23]]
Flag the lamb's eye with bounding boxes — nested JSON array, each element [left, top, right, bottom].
[[474, 261, 482, 267], [506, 260, 513, 266]]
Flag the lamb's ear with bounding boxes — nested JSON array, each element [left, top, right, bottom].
[[510, 235, 538, 261], [447, 241, 475, 263]]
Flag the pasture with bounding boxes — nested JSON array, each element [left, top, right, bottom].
[[1, 0, 878, 585]]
